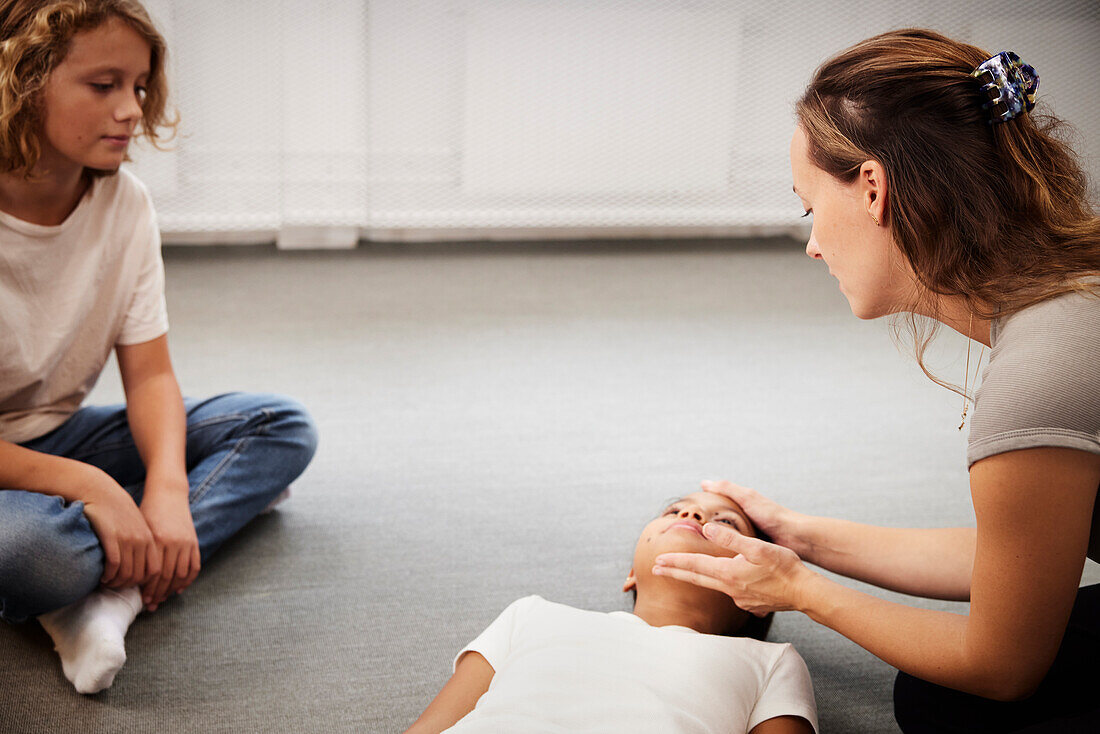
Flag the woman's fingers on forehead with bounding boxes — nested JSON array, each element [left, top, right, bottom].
[[702, 479, 752, 504]]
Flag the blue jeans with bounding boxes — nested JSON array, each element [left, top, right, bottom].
[[0, 393, 318, 622]]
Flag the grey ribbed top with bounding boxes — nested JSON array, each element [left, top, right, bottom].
[[968, 285, 1100, 468]]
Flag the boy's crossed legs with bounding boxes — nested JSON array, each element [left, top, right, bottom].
[[0, 392, 317, 693]]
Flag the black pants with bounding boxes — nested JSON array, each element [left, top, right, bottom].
[[894, 583, 1100, 733]]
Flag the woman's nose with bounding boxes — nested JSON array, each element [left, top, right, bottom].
[[805, 233, 822, 260]]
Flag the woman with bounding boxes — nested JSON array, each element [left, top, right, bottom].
[[0, 0, 317, 695], [652, 29, 1100, 733]]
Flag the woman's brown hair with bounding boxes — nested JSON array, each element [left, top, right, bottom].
[[796, 28, 1100, 395], [0, 0, 176, 177]]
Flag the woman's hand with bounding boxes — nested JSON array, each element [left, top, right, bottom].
[[653, 522, 818, 615], [701, 480, 808, 554], [139, 484, 200, 612], [79, 468, 161, 590]]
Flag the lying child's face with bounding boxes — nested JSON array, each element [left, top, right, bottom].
[[623, 491, 756, 594]]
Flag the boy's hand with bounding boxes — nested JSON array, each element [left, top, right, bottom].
[[79, 469, 162, 589], [139, 485, 200, 611]]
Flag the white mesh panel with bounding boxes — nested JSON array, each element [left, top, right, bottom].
[[126, 0, 1100, 243]]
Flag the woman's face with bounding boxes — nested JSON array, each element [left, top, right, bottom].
[[789, 125, 914, 320], [39, 17, 151, 176]]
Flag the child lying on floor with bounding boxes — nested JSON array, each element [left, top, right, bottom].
[[404, 490, 818, 734]]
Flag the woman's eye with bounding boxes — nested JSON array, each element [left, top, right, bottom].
[[135, 85, 147, 100], [663, 507, 680, 516], [715, 517, 741, 529]]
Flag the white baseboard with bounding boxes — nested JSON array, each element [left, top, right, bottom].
[[161, 223, 810, 248]]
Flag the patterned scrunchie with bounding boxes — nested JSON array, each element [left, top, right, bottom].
[[971, 51, 1039, 124]]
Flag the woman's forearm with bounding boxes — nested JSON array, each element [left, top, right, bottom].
[[684, 457, 1097, 703], [792, 516, 975, 601], [796, 573, 1010, 697]]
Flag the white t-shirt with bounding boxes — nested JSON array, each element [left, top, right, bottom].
[[444, 595, 818, 734], [0, 168, 168, 443]]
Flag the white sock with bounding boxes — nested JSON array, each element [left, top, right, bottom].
[[261, 486, 292, 514], [38, 586, 141, 694]]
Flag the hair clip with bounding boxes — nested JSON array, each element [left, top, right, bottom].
[[971, 51, 1039, 124]]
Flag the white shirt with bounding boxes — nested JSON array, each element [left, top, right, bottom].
[[0, 168, 168, 443], [445, 595, 818, 734]]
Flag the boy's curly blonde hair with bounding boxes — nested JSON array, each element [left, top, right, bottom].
[[0, 0, 176, 176]]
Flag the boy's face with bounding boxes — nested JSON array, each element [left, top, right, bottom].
[[623, 491, 755, 593], [39, 17, 151, 174]]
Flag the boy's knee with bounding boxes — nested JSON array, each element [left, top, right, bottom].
[[0, 496, 103, 621], [195, 392, 317, 460], [261, 394, 319, 469]]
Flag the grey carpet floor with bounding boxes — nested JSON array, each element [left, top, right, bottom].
[[3, 239, 1096, 733]]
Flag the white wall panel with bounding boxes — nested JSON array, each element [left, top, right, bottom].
[[123, 0, 1100, 245], [462, 5, 737, 195]]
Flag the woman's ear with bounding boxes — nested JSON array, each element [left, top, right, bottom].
[[622, 568, 637, 593], [860, 159, 888, 224]]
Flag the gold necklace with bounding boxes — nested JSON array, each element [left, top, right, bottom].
[[958, 313, 986, 431]]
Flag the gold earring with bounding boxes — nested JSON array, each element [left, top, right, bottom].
[[870, 212, 880, 226]]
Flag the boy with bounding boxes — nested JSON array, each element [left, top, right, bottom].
[[0, 0, 317, 694], [405, 491, 818, 733]]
